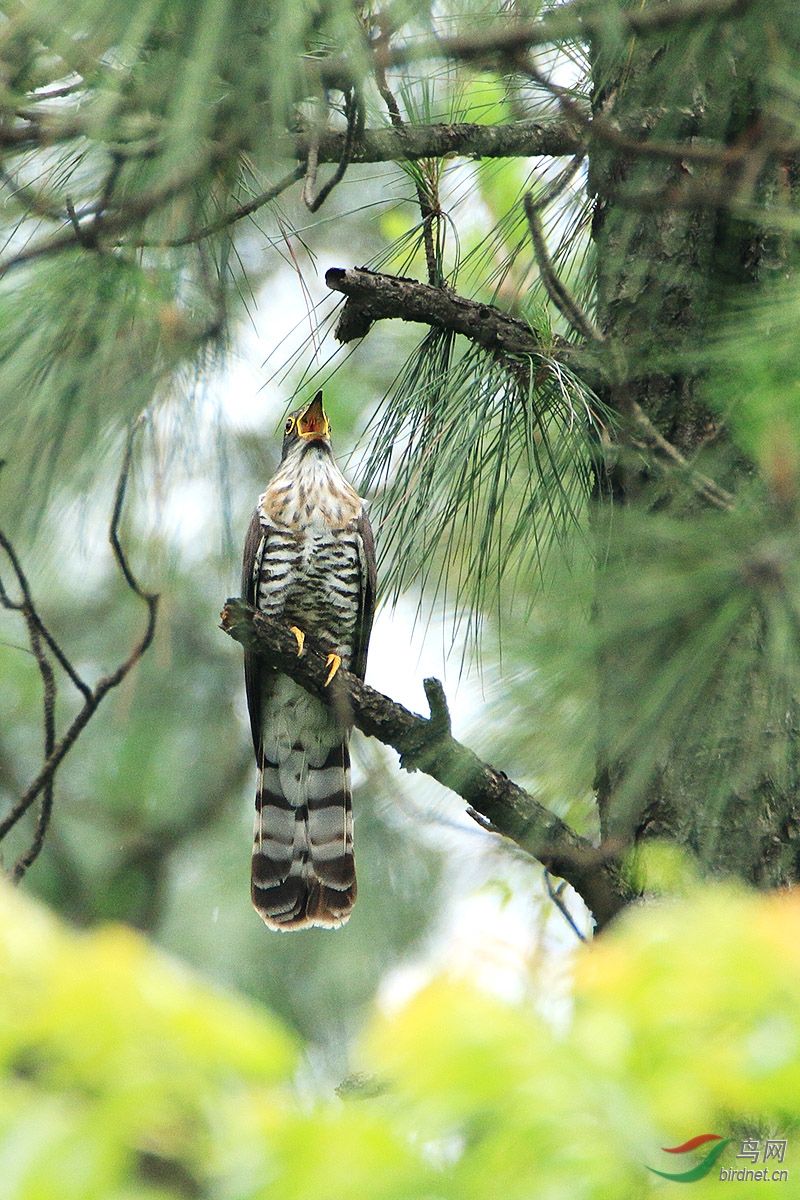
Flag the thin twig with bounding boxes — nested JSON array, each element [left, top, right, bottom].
[[92, 153, 125, 239], [628, 403, 736, 511], [0, 420, 159, 867], [0, 523, 59, 879], [380, 0, 751, 67], [126, 165, 304, 249], [0, 158, 215, 276], [0, 165, 66, 220], [11, 619, 55, 881], [375, 63, 441, 285], [304, 88, 361, 213], [524, 191, 603, 344], [521, 194, 737, 511], [0, 528, 91, 700], [544, 869, 588, 942]]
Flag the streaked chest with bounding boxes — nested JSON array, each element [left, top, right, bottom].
[[260, 447, 363, 532]]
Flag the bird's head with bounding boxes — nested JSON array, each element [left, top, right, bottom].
[[281, 390, 332, 460]]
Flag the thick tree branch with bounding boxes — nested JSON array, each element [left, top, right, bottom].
[[297, 117, 584, 165], [220, 599, 628, 930], [325, 264, 600, 381], [326, 264, 542, 352]]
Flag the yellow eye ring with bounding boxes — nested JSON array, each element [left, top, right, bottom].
[[284, 416, 295, 434]]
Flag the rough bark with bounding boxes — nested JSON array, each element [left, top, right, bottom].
[[297, 118, 584, 165], [325, 266, 602, 383], [588, 9, 800, 886]]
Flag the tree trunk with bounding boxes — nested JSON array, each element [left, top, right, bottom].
[[589, 10, 800, 889]]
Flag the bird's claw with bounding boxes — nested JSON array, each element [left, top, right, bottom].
[[289, 626, 305, 657], [324, 653, 342, 687]]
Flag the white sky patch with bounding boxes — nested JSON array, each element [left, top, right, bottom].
[[377, 864, 586, 1023]]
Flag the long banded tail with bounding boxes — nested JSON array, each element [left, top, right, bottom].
[[251, 737, 356, 930]]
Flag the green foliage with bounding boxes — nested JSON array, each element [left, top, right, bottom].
[[2, 5, 800, 1189], [0, 254, 207, 505], [1, 877, 798, 1198], [0, 880, 295, 1200], [705, 282, 800, 492], [359, 332, 602, 635]]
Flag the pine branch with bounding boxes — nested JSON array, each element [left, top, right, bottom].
[[220, 599, 628, 931], [325, 265, 600, 380], [326, 265, 736, 511], [297, 117, 584, 165], [311, 0, 751, 82], [0, 158, 216, 276]]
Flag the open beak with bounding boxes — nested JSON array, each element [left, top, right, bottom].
[[297, 391, 330, 440]]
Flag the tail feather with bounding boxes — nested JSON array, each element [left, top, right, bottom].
[[252, 736, 356, 930]]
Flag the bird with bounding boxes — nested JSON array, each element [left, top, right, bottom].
[[241, 390, 376, 930]]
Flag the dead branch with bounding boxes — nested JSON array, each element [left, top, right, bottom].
[[0, 421, 158, 876], [220, 598, 628, 931], [324, 264, 602, 383], [524, 191, 603, 344]]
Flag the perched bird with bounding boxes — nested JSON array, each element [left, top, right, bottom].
[[241, 391, 376, 930]]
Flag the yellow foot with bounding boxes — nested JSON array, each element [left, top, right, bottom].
[[289, 626, 305, 657], [324, 653, 342, 687]]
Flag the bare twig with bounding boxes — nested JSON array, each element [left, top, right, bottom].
[[303, 88, 362, 213], [11, 619, 55, 881], [127, 165, 304, 249], [0, 529, 91, 700], [0, 525, 59, 880], [544, 869, 588, 942], [374, 62, 441, 284], [524, 191, 603, 344], [0, 421, 159, 872], [220, 598, 628, 930]]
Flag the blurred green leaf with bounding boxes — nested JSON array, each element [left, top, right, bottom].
[[2, 878, 799, 1199]]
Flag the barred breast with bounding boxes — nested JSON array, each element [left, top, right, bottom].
[[246, 455, 368, 930]]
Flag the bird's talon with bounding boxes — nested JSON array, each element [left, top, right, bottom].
[[324, 653, 342, 687], [289, 626, 305, 656]]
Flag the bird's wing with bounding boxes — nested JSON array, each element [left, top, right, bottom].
[[351, 506, 377, 682], [241, 507, 268, 758]]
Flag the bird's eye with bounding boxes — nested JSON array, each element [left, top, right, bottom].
[[285, 417, 295, 434]]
